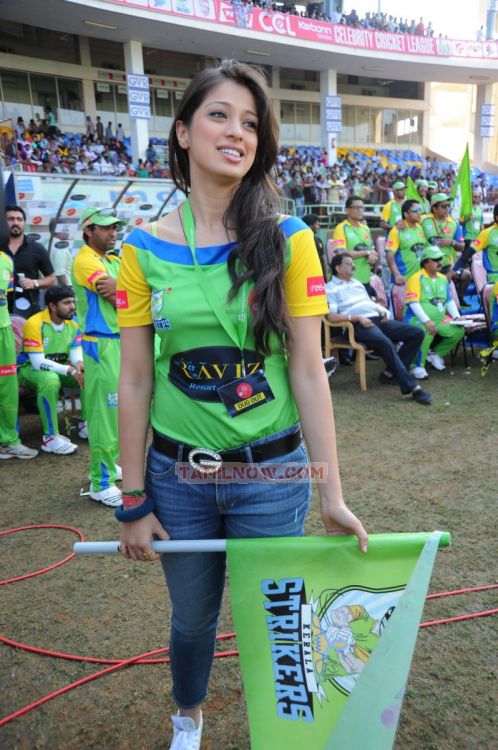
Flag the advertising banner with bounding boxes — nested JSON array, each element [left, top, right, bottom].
[[98, 0, 498, 59]]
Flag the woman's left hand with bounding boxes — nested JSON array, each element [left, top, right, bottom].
[[321, 504, 368, 553]]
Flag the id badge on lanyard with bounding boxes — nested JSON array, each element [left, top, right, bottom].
[[182, 200, 275, 417]]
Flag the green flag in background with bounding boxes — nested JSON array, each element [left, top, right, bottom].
[[406, 176, 422, 202], [227, 531, 450, 750], [450, 144, 472, 221]]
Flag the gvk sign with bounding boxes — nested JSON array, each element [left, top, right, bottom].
[[127, 73, 151, 120]]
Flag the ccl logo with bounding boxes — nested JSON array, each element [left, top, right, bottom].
[[259, 11, 296, 37]]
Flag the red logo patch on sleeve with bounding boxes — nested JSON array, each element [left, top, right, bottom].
[[24, 338, 41, 349], [87, 270, 105, 285], [0, 364, 17, 376], [307, 276, 326, 297], [116, 290, 129, 309], [405, 292, 418, 300]]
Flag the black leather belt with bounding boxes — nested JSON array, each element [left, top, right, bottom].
[[152, 427, 301, 467]]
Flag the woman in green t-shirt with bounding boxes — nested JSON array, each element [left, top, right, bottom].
[[116, 60, 367, 750]]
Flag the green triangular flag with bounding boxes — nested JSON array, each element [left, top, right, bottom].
[[450, 144, 472, 221]]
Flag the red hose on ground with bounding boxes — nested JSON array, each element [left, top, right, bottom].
[[0, 524, 84, 585], [1, 524, 497, 727]]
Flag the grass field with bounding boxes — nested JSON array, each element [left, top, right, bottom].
[[1, 351, 497, 749]]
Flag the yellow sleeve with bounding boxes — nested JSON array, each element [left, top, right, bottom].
[[385, 226, 400, 255], [380, 202, 391, 222], [471, 227, 489, 252], [73, 251, 107, 292], [284, 228, 328, 317], [405, 273, 421, 303], [116, 242, 152, 327], [22, 314, 44, 353], [331, 222, 347, 253]]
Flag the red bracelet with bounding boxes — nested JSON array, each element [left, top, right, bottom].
[[122, 491, 147, 509]]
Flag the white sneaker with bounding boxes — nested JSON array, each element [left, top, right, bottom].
[[170, 713, 203, 750], [41, 434, 78, 455], [78, 421, 88, 439], [88, 485, 122, 507], [426, 352, 446, 371], [0, 442, 38, 460], [411, 366, 429, 380]]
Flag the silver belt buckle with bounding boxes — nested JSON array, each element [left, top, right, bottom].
[[188, 447, 223, 475]]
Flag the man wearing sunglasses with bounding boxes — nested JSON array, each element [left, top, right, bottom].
[[421, 193, 471, 308], [71, 207, 126, 507], [385, 200, 429, 286]]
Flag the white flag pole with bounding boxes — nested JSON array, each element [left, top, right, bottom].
[[74, 540, 228, 555]]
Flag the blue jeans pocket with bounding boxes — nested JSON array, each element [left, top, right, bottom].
[[145, 445, 176, 479]]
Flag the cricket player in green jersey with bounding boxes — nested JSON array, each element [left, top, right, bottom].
[[385, 199, 428, 285], [471, 204, 498, 283], [404, 246, 464, 379], [0, 250, 38, 459], [332, 196, 377, 296], [17, 285, 85, 455], [72, 207, 126, 506]]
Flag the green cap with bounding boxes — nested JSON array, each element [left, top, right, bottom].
[[416, 179, 428, 189], [392, 181, 406, 190], [420, 246, 444, 263], [431, 192, 449, 207], [427, 180, 438, 190], [81, 207, 126, 228]]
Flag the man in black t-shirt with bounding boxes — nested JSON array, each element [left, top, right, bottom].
[[5, 205, 55, 318]]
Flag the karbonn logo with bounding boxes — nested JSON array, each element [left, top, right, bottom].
[[259, 11, 297, 37]]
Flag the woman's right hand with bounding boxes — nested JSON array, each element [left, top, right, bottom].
[[119, 513, 170, 562]]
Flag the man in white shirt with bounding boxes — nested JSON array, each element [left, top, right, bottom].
[[326, 254, 432, 404]]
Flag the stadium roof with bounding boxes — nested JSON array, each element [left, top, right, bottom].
[[3, 0, 498, 85]]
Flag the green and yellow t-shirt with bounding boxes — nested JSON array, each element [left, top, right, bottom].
[[332, 220, 374, 284], [462, 206, 483, 242], [380, 200, 402, 227], [71, 244, 120, 339], [404, 269, 451, 324], [0, 251, 14, 329], [117, 216, 327, 451], [385, 223, 428, 282], [18, 308, 81, 367], [421, 214, 463, 269], [471, 223, 498, 283]]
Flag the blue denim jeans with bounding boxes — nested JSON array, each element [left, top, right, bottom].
[[145, 423, 311, 708]]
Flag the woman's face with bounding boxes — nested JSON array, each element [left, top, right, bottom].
[[176, 80, 259, 186]]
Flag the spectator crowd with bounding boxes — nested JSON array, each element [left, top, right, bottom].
[[275, 146, 498, 208], [231, 2, 441, 37], [0, 115, 170, 179]]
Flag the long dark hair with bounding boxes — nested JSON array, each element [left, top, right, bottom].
[[169, 60, 288, 355]]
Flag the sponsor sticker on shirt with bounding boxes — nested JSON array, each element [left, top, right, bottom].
[[116, 290, 129, 309], [0, 364, 17, 376], [107, 392, 118, 408], [87, 269, 106, 285], [307, 276, 325, 297], [24, 338, 42, 349]]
